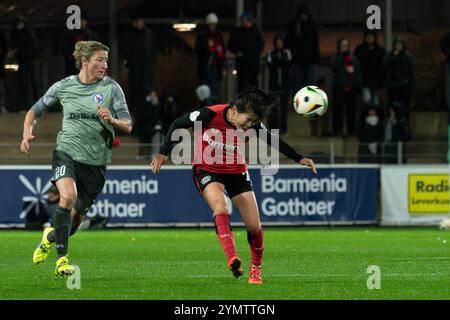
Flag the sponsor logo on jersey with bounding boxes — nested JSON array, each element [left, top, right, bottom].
[[69, 112, 99, 120], [92, 92, 105, 104], [202, 131, 237, 151], [201, 176, 212, 185]]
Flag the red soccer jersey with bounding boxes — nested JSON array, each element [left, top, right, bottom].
[[193, 104, 248, 174], [159, 104, 303, 173]]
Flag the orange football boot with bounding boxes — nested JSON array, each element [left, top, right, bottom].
[[248, 265, 262, 284]]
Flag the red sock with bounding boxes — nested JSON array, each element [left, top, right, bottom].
[[247, 228, 264, 267], [214, 213, 237, 262]]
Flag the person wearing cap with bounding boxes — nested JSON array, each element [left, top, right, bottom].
[[195, 13, 225, 100], [195, 84, 216, 109], [228, 12, 264, 93]]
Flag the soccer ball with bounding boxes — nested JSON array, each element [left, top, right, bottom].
[[439, 218, 450, 230], [293, 86, 328, 119]]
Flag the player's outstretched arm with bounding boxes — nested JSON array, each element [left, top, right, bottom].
[[150, 113, 196, 174], [150, 108, 215, 174], [299, 158, 317, 175], [150, 154, 167, 174], [257, 123, 317, 174], [20, 110, 37, 154]]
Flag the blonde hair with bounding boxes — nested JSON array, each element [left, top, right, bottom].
[[73, 41, 109, 70]]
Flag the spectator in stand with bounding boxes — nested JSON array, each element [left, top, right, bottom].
[[354, 30, 385, 107], [442, 31, 450, 110], [266, 35, 292, 134], [357, 105, 384, 163], [10, 14, 41, 110], [138, 88, 161, 159], [330, 38, 362, 137], [228, 12, 264, 93], [59, 17, 99, 76], [160, 88, 184, 135], [384, 102, 410, 163], [195, 13, 225, 100], [286, 4, 320, 91], [120, 16, 159, 120], [441, 31, 450, 163], [0, 30, 7, 113], [196, 84, 216, 109], [383, 36, 414, 120]]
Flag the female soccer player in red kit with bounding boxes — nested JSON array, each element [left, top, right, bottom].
[[151, 87, 316, 284]]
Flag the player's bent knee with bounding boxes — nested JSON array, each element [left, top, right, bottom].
[[207, 197, 229, 211], [211, 203, 230, 214], [59, 193, 77, 208]]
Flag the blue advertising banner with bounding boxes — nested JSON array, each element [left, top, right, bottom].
[[0, 165, 378, 226]]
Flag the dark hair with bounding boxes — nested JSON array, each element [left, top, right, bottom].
[[392, 36, 406, 53], [364, 29, 378, 41], [13, 14, 27, 28], [230, 87, 279, 120], [273, 34, 285, 48], [297, 4, 311, 18], [389, 101, 406, 119], [360, 104, 383, 121]]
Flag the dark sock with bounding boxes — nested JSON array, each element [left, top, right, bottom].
[[54, 206, 72, 259]]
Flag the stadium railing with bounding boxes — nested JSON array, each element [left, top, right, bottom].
[[0, 141, 447, 165]]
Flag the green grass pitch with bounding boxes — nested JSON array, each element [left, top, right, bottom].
[[0, 227, 449, 300]]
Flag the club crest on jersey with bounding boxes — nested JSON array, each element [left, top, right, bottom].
[[92, 93, 105, 104]]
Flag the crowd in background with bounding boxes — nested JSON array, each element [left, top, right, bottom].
[[0, 5, 449, 164]]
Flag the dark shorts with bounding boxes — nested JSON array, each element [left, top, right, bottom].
[[51, 150, 106, 215], [192, 166, 253, 199]]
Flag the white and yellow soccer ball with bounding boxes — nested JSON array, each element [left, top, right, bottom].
[[293, 86, 328, 119]]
